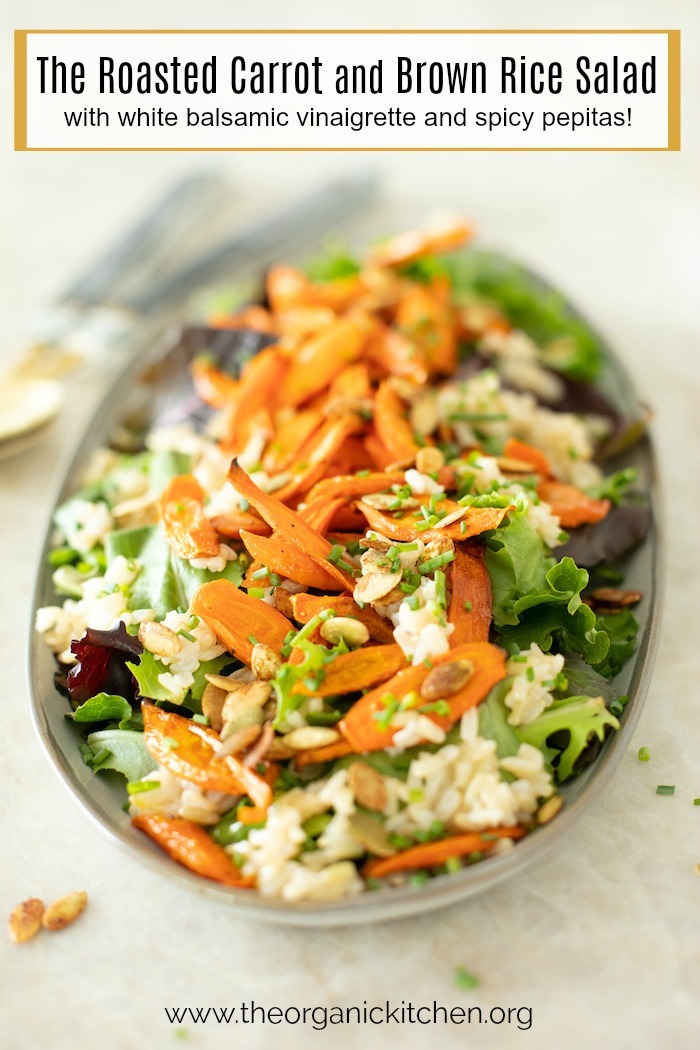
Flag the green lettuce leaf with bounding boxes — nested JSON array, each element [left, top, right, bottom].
[[484, 510, 550, 628], [516, 695, 619, 782], [105, 524, 244, 619], [148, 450, 191, 498], [72, 693, 133, 727], [85, 729, 157, 781], [592, 611, 640, 679], [477, 680, 521, 760], [126, 651, 173, 702]]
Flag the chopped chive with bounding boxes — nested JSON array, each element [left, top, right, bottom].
[[127, 780, 161, 794], [463, 600, 473, 612], [247, 634, 259, 645], [460, 520, 467, 535], [526, 666, 535, 682], [449, 412, 508, 423], [327, 544, 344, 565], [418, 550, 455, 575], [355, 469, 371, 477], [693, 799, 700, 806], [656, 785, 675, 795], [399, 582, 418, 595], [192, 714, 210, 725], [445, 856, 462, 874], [248, 588, 265, 600], [419, 700, 450, 717], [409, 871, 430, 886], [251, 566, 269, 580], [435, 570, 446, 607], [454, 965, 479, 990], [268, 573, 281, 588], [163, 737, 180, 750], [178, 629, 196, 643], [405, 595, 420, 611], [408, 787, 424, 804], [239, 497, 250, 511], [87, 747, 111, 766]]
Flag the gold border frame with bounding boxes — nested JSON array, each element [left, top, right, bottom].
[[14, 29, 681, 152]]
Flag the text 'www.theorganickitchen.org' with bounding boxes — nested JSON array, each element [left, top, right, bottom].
[[164, 1000, 534, 1032]]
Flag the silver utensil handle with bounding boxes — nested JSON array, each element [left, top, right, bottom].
[[121, 170, 380, 317], [59, 172, 229, 309]]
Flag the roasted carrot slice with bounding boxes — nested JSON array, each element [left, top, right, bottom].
[[191, 359, 240, 409], [294, 739, 354, 769], [373, 381, 421, 463], [290, 593, 396, 644], [228, 461, 356, 593], [272, 414, 364, 504], [158, 475, 220, 559], [132, 814, 254, 887], [362, 826, 525, 879], [356, 497, 510, 542], [266, 264, 312, 313], [280, 316, 368, 408], [223, 346, 286, 453], [449, 543, 493, 645], [142, 704, 272, 810], [395, 284, 457, 375], [191, 577, 294, 666], [209, 510, 271, 539], [300, 497, 348, 535], [364, 429, 399, 471], [368, 220, 474, 269], [264, 408, 323, 472], [307, 471, 405, 504], [339, 642, 506, 753], [293, 644, 408, 698], [239, 529, 343, 592], [364, 325, 429, 385], [328, 361, 372, 402], [209, 304, 276, 333], [537, 479, 611, 528], [276, 305, 338, 340], [502, 438, 552, 476]]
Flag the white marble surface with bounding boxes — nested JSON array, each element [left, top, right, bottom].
[[1, 1, 699, 1048]]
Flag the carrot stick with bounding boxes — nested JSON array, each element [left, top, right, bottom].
[[293, 644, 408, 698], [158, 475, 220, 560], [328, 361, 372, 401], [356, 498, 510, 542], [191, 577, 294, 666], [339, 642, 506, 753], [281, 316, 367, 408], [132, 814, 254, 887], [364, 325, 429, 385], [395, 285, 457, 375], [307, 471, 405, 504], [300, 497, 348, 535], [294, 739, 354, 769], [239, 529, 343, 592], [228, 461, 356, 593], [272, 414, 364, 504], [502, 438, 552, 476], [142, 704, 272, 809], [364, 429, 400, 471], [209, 510, 271, 539], [290, 593, 396, 644], [362, 826, 525, 879], [537, 479, 611, 528], [224, 347, 285, 453], [190, 359, 240, 409], [449, 543, 493, 645], [368, 220, 473, 268], [373, 381, 421, 463], [210, 304, 275, 333], [263, 408, 323, 472]]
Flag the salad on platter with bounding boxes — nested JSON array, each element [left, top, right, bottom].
[[35, 219, 651, 903]]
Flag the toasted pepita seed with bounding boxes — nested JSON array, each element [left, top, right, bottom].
[[415, 446, 445, 474], [9, 898, 44, 944], [41, 891, 88, 932], [251, 642, 282, 681], [496, 456, 537, 474], [410, 396, 439, 437], [201, 682, 227, 732], [138, 620, 182, 658], [221, 705, 265, 740], [348, 811, 396, 857], [111, 493, 159, 528], [420, 659, 475, 701], [282, 726, 341, 751], [431, 505, 470, 530], [221, 682, 271, 721], [320, 616, 370, 649], [362, 492, 420, 511], [205, 670, 254, 692], [589, 587, 643, 608], [273, 587, 294, 619], [537, 795, 564, 825], [418, 536, 454, 562], [348, 762, 388, 813], [266, 737, 296, 761], [217, 723, 262, 757], [354, 569, 403, 605]]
